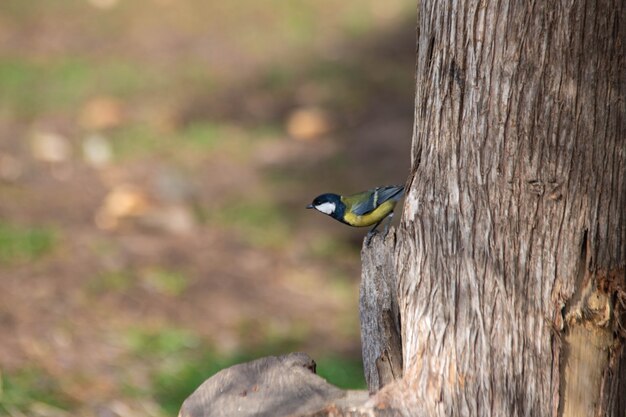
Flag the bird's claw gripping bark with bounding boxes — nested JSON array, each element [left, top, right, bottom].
[[365, 213, 394, 247]]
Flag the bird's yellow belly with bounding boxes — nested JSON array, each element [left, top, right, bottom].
[[344, 200, 396, 227]]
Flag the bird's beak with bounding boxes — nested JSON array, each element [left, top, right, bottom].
[[306, 204, 314, 209]]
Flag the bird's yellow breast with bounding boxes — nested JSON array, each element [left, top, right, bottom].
[[343, 199, 397, 227]]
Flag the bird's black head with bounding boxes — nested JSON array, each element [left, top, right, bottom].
[[306, 193, 342, 217]]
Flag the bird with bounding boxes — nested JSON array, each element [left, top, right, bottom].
[[306, 185, 404, 244]]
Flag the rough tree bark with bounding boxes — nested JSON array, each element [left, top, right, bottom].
[[364, 0, 626, 416], [360, 232, 403, 392]]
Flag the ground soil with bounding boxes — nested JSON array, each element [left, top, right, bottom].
[[0, 1, 415, 414]]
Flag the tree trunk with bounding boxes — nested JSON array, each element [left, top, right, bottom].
[[363, 0, 626, 416]]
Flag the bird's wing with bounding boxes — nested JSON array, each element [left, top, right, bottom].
[[347, 185, 404, 216]]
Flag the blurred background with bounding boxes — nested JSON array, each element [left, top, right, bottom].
[[0, 1, 415, 415]]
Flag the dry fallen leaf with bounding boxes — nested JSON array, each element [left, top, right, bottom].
[[86, 0, 120, 10], [79, 96, 125, 130], [82, 134, 113, 168], [138, 204, 195, 235], [31, 131, 72, 163], [95, 184, 151, 230], [285, 107, 332, 141]]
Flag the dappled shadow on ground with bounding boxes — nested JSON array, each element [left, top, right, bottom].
[[0, 1, 415, 415]]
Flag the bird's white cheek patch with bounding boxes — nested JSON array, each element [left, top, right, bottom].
[[315, 202, 336, 215]]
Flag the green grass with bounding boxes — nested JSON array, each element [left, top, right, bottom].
[[0, 57, 159, 119], [0, 59, 86, 117], [0, 222, 56, 264], [309, 235, 359, 261], [140, 268, 189, 296], [108, 121, 276, 162], [316, 355, 367, 390], [341, 6, 375, 38], [89, 269, 136, 293], [179, 122, 225, 149], [109, 124, 167, 159], [259, 66, 296, 91], [212, 200, 293, 248], [235, 318, 311, 350], [278, 2, 316, 44], [124, 327, 201, 358], [89, 267, 189, 296], [0, 368, 75, 415]]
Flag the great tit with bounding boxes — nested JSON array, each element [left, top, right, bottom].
[[306, 185, 404, 244]]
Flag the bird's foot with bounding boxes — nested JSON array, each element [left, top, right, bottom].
[[366, 224, 392, 246], [365, 230, 379, 246], [366, 213, 394, 246], [382, 223, 391, 239]]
